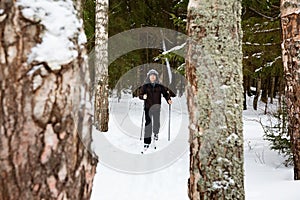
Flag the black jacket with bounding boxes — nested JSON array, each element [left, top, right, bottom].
[[139, 83, 172, 109]]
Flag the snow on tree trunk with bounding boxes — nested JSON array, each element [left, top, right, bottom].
[[0, 1, 97, 199], [280, 0, 300, 180], [186, 0, 244, 199], [94, 0, 109, 131]]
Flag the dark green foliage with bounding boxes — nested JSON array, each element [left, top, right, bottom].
[[107, 0, 186, 89], [81, 0, 189, 89], [242, 0, 284, 100], [81, 0, 285, 98], [83, 0, 95, 52], [262, 102, 293, 167]]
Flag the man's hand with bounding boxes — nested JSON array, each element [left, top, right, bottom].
[[168, 99, 172, 104], [143, 94, 147, 100]]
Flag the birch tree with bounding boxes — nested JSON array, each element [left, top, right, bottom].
[[280, 0, 300, 180], [94, 0, 109, 131], [186, 0, 244, 199], [0, 1, 97, 199]]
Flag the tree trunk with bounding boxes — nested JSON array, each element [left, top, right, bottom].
[[94, 0, 109, 131], [261, 78, 268, 104], [186, 0, 244, 199], [0, 1, 97, 199], [280, 0, 300, 180], [270, 76, 276, 104], [253, 76, 261, 110], [243, 75, 249, 110]]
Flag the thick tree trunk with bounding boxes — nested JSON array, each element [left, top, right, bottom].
[[94, 0, 109, 131], [0, 1, 97, 199], [280, 0, 300, 180], [186, 0, 244, 199]]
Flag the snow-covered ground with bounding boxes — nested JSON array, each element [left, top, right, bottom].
[[91, 94, 300, 200]]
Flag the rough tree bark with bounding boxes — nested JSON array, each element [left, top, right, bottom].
[[0, 1, 97, 199], [186, 0, 244, 199], [94, 0, 109, 131], [280, 0, 300, 180]]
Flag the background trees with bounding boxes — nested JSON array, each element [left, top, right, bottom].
[[82, 0, 285, 110], [242, 0, 283, 110]]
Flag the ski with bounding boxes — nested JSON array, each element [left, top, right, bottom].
[[141, 144, 149, 154], [153, 139, 157, 150], [141, 140, 158, 154]]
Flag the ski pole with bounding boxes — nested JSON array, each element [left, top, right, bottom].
[[140, 108, 145, 140], [168, 104, 171, 141]]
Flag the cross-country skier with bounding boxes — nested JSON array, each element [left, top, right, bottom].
[[139, 69, 173, 152]]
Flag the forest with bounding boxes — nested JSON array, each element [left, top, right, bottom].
[[1, 0, 300, 199]]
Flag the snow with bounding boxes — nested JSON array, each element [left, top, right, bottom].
[[187, 0, 199, 10], [255, 67, 262, 73], [212, 178, 234, 190], [27, 64, 42, 76], [252, 52, 262, 58], [91, 94, 300, 200], [160, 30, 172, 84], [162, 42, 186, 55], [17, 0, 85, 70], [250, 86, 256, 91], [220, 85, 230, 90], [226, 133, 239, 142], [254, 56, 281, 73], [265, 56, 281, 67], [32, 74, 43, 90]]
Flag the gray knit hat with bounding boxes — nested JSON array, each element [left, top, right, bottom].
[[147, 69, 159, 77]]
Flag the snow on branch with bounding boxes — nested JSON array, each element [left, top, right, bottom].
[[244, 42, 279, 46], [255, 56, 281, 73], [162, 42, 186, 55], [17, 0, 86, 71], [254, 28, 280, 34]]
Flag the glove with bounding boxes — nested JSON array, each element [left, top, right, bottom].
[[143, 94, 147, 100]]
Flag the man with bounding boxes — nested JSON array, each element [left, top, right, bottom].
[[139, 69, 173, 151]]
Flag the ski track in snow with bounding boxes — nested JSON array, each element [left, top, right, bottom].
[[91, 95, 300, 200]]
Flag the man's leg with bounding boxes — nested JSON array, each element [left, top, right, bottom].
[[152, 105, 161, 140], [144, 108, 152, 145]]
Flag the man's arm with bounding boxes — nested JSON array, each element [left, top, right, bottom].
[[161, 85, 174, 104], [139, 85, 147, 100]]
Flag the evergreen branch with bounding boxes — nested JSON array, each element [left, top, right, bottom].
[[254, 28, 280, 34], [249, 7, 280, 21], [243, 42, 280, 46]]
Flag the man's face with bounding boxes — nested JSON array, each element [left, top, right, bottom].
[[149, 74, 156, 83]]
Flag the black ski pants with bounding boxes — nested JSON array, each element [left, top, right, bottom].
[[144, 105, 160, 145]]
